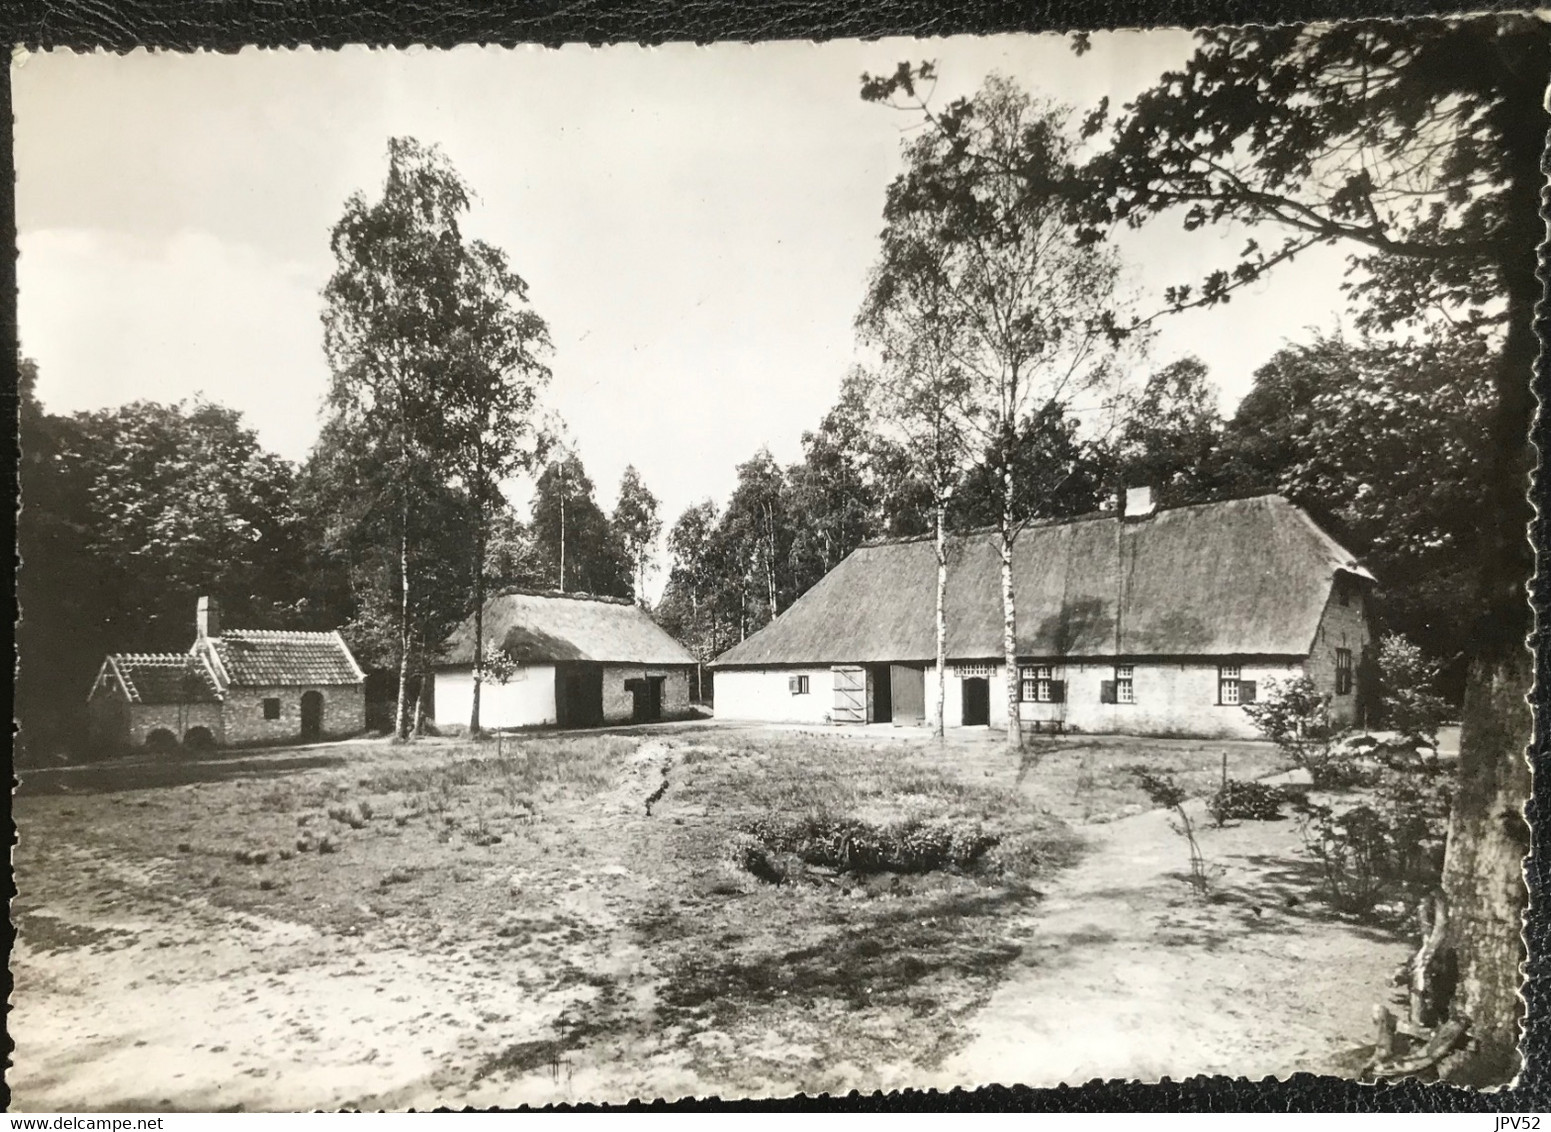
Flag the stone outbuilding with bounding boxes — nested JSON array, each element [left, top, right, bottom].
[[710, 492, 1374, 740], [87, 597, 366, 752], [432, 590, 698, 730]]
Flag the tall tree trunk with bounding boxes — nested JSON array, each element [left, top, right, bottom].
[[1000, 461, 1022, 748], [395, 512, 412, 741], [934, 492, 948, 739], [1437, 649, 1532, 1085], [470, 478, 486, 736], [413, 667, 430, 735], [765, 507, 778, 622], [1430, 75, 1541, 1086]]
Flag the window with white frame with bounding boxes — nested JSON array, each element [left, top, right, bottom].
[[1220, 664, 1241, 705], [955, 662, 994, 679], [788, 674, 810, 695], [1019, 664, 1062, 703], [1115, 664, 1134, 704]]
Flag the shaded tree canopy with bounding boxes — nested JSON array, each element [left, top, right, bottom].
[[16, 375, 317, 754], [1115, 356, 1223, 508], [530, 454, 630, 598], [612, 465, 662, 606]]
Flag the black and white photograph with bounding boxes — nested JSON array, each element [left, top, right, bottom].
[[8, 16, 1542, 1109]]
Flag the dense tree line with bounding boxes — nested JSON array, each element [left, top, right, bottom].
[[15, 370, 659, 752], [17, 138, 661, 751]]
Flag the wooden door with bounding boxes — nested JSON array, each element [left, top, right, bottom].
[[832, 666, 865, 724], [961, 677, 990, 727], [300, 690, 323, 740], [890, 665, 926, 725]]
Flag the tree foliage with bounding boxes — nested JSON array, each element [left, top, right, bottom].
[[612, 465, 662, 606], [530, 454, 631, 598], [16, 373, 317, 755], [319, 136, 480, 738]]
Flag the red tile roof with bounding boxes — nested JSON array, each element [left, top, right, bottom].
[[107, 653, 223, 704], [200, 630, 364, 688]]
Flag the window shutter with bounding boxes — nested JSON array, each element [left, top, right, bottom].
[[1239, 680, 1257, 703], [788, 675, 800, 695], [1099, 680, 1116, 704], [1050, 680, 1066, 704]]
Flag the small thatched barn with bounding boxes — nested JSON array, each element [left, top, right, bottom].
[[433, 590, 697, 730], [88, 597, 367, 752], [710, 493, 1374, 739]]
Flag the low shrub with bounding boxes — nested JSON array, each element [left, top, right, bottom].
[[1206, 779, 1284, 825], [737, 813, 998, 877], [1294, 767, 1451, 916]]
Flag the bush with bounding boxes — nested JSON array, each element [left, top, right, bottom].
[[1294, 767, 1451, 915], [1376, 633, 1451, 744], [1206, 779, 1284, 825], [737, 813, 998, 877], [1242, 676, 1374, 788]]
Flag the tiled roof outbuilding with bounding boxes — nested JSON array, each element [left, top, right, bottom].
[[198, 630, 365, 688]]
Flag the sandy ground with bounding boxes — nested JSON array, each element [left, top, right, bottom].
[[9, 726, 1413, 1110], [932, 792, 1409, 1089]]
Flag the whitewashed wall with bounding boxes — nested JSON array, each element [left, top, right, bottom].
[[925, 663, 1010, 730], [714, 667, 835, 723], [1012, 660, 1302, 738], [434, 665, 557, 729]]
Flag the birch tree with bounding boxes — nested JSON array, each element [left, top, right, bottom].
[[321, 137, 470, 741], [865, 75, 1134, 746], [857, 228, 974, 739], [443, 240, 552, 735]]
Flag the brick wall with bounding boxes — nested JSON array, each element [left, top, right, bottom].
[[600, 665, 694, 723], [222, 685, 365, 745], [1304, 578, 1372, 727], [127, 702, 225, 748]]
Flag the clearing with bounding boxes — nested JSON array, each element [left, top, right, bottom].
[[10, 723, 1411, 1109]]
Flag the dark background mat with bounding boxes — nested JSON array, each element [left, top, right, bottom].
[[0, 0, 1545, 1113]]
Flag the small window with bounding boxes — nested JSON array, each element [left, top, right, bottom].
[[262, 697, 281, 720], [955, 662, 994, 679], [1115, 665, 1134, 704], [1018, 664, 1064, 704], [789, 674, 810, 695], [1335, 648, 1354, 696], [1219, 664, 1242, 705]]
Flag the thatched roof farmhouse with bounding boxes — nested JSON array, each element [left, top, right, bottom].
[[711, 493, 1374, 739]]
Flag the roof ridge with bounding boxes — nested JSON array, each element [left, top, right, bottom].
[[492, 588, 636, 607], [113, 652, 197, 665], [856, 493, 1294, 550], [221, 628, 343, 639]]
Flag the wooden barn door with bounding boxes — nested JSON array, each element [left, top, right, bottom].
[[890, 665, 926, 726], [831, 666, 865, 724]]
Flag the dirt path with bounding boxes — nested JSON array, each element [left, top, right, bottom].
[[934, 795, 1411, 1089]]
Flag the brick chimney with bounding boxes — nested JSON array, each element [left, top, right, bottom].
[[1124, 485, 1155, 518], [197, 595, 221, 639]]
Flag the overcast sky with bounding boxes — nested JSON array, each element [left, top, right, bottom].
[[15, 34, 1357, 592]]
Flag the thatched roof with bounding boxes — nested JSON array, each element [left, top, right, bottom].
[[439, 590, 696, 667], [712, 494, 1372, 668]]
